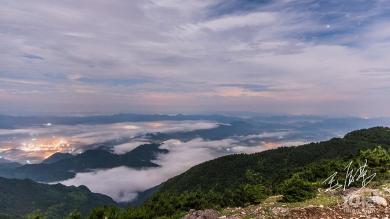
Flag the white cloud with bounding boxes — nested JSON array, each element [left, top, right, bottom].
[[179, 12, 277, 36], [61, 166, 167, 202], [61, 138, 229, 202]]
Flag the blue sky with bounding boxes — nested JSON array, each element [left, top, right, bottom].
[[1, 0, 390, 116]]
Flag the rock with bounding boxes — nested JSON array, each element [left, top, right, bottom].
[[183, 209, 220, 219], [368, 196, 388, 207], [272, 207, 289, 215]]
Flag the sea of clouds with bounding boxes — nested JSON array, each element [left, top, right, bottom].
[[61, 134, 305, 202]]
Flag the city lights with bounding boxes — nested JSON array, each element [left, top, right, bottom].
[[19, 138, 73, 158]]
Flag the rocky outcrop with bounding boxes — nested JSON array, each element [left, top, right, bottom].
[[183, 209, 220, 219], [369, 196, 388, 207]]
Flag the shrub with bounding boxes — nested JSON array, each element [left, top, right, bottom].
[[26, 210, 46, 219], [241, 184, 267, 204]]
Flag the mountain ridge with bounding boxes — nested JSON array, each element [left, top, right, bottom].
[[42, 153, 74, 164], [0, 143, 168, 182]]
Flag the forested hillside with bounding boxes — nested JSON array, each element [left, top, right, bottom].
[[0, 177, 115, 219], [88, 127, 390, 219], [161, 127, 390, 193]]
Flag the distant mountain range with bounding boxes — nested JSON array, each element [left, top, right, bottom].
[[1, 113, 389, 131], [0, 113, 235, 128], [0, 143, 167, 182]]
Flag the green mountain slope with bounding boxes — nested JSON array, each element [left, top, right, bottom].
[[87, 127, 390, 219], [160, 127, 390, 193], [0, 177, 116, 219]]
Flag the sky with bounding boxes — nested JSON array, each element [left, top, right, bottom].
[[1, 0, 390, 116]]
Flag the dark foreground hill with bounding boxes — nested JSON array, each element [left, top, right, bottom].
[[88, 127, 390, 218], [0, 177, 115, 219]]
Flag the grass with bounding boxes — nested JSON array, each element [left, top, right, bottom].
[[218, 191, 341, 218], [379, 181, 390, 196], [281, 190, 341, 208]]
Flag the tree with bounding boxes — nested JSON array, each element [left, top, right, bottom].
[[359, 146, 390, 170], [280, 175, 317, 202], [65, 210, 81, 219], [241, 184, 267, 204]]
